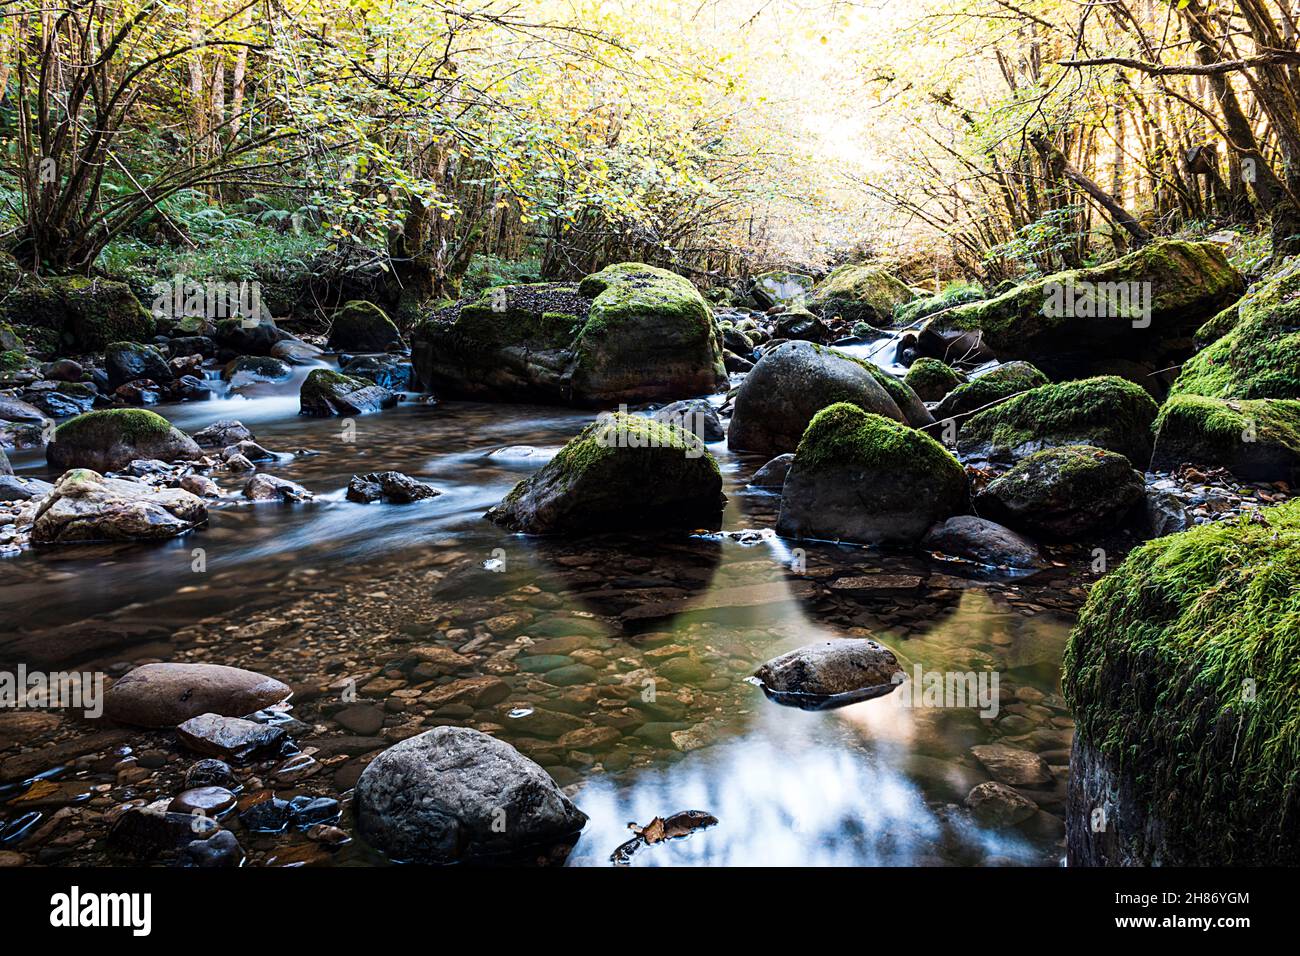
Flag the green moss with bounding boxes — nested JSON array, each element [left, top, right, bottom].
[[895, 282, 985, 325], [1172, 258, 1300, 400], [795, 401, 960, 477], [330, 300, 401, 347], [0, 349, 29, 372], [449, 284, 587, 350], [935, 361, 1049, 417], [943, 239, 1243, 349], [576, 263, 711, 341], [904, 357, 965, 401], [55, 408, 173, 446], [959, 375, 1157, 463], [811, 264, 914, 325], [1152, 393, 1300, 478], [1063, 499, 1300, 863]]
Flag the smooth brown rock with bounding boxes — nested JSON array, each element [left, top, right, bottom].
[[105, 662, 291, 728]]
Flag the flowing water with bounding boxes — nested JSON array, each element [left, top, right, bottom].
[[0, 357, 1079, 867]]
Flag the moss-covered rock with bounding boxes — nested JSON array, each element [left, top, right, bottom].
[[1063, 500, 1300, 864], [975, 445, 1145, 539], [413, 265, 724, 405], [570, 263, 726, 403], [894, 283, 986, 326], [327, 300, 403, 353], [1151, 393, 1300, 482], [957, 376, 1158, 467], [750, 270, 813, 310], [487, 412, 724, 535], [0, 274, 152, 351], [1171, 257, 1300, 400], [932, 361, 1050, 421], [48, 409, 201, 472], [903, 358, 966, 403], [0, 323, 22, 352], [727, 341, 912, 456], [928, 240, 1244, 380], [299, 369, 397, 417], [776, 403, 969, 546], [810, 264, 915, 327]]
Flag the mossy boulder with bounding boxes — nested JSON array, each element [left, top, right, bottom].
[[928, 240, 1244, 380], [1171, 257, 1300, 400], [957, 376, 1158, 467], [570, 263, 726, 402], [487, 412, 724, 535], [1151, 393, 1300, 482], [894, 283, 986, 326], [0, 274, 152, 351], [1063, 500, 1300, 864], [776, 403, 969, 546], [0, 323, 22, 352], [48, 409, 201, 472], [903, 358, 966, 403], [750, 270, 813, 310], [932, 361, 1049, 421], [728, 341, 915, 456], [413, 265, 724, 405], [975, 445, 1145, 540], [810, 264, 914, 327], [327, 300, 403, 353], [299, 369, 397, 417]]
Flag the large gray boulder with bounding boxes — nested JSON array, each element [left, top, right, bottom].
[[355, 726, 588, 864], [776, 402, 969, 546], [728, 341, 916, 456], [31, 468, 207, 543], [105, 662, 291, 728], [47, 409, 201, 472]]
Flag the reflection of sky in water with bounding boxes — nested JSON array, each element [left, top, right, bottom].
[[567, 704, 1039, 867]]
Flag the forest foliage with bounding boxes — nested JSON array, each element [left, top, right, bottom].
[[1, 0, 1299, 294]]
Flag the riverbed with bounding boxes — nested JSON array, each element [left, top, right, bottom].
[[0, 366, 1084, 866]]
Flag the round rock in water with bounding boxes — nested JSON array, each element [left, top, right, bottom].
[[105, 662, 291, 728], [355, 726, 588, 864], [752, 638, 904, 710]]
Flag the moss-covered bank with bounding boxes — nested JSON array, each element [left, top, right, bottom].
[[1063, 500, 1300, 864]]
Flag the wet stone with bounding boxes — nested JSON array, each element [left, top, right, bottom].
[[177, 829, 244, 867], [184, 759, 237, 791], [333, 704, 386, 736], [176, 713, 288, 761], [240, 796, 292, 833], [169, 786, 237, 817]]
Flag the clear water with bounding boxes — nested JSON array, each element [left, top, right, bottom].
[[0, 366, 1075, 866]]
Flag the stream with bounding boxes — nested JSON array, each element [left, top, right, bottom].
[[0, 352, 1080, 867]]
